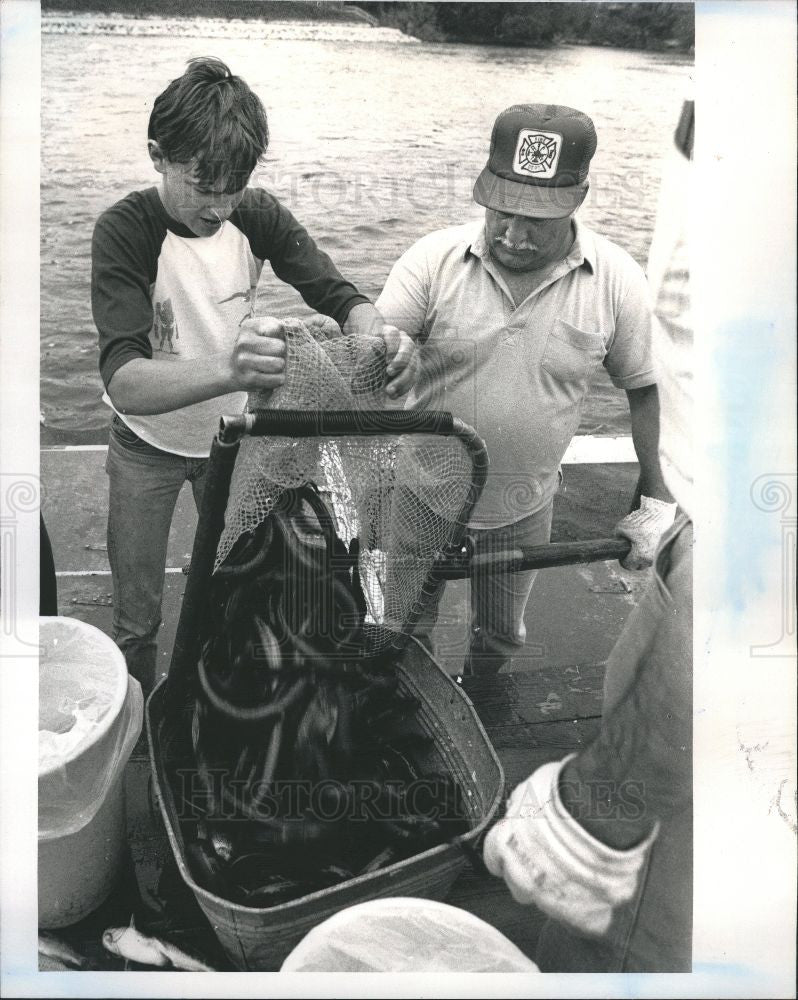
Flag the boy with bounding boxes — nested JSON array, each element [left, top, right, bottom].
[[92, 57, 416, 695]]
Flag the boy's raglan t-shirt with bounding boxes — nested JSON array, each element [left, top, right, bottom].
[[92, 186, 369, 457]]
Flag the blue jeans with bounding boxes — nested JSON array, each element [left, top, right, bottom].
[[536, 517, 693, 972], [105, 414, 207, 695], [462, 505, 554, 675], [389, 493, 553, 675]]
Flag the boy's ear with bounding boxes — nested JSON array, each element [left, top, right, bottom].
[[148, 140, 168, 174]]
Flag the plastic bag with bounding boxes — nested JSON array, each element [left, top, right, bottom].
[[280, 897, 540, 972], [38, 618, 143, 839]]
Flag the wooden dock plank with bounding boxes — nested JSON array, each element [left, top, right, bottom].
[[460, 663, 606, 727]]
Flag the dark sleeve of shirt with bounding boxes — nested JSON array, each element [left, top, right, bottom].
[[92, 191, 161, 390], [232, 189, 371, 328]]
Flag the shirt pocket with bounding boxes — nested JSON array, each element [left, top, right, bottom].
[[540, 320, 605, 385]]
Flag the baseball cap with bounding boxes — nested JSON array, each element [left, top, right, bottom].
[[473, 104, 597, 219]]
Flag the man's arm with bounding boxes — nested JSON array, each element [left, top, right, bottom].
[[375, 238, 430, 343], [626, 384, 674, 504], [614, 384, 677, 569], [602, 254, 670, 505]]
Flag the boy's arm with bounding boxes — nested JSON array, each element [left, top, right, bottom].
[[244, 191, 370, 329], [245, 192, 417, 397], [107, 321, 286, 415]]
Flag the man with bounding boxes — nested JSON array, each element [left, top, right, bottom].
[[92, 58, 416, 696], [483, 98, 695, 972], [376, 104, 676, 675]]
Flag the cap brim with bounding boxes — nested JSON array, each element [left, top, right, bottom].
[[473, 167, 587, 219]]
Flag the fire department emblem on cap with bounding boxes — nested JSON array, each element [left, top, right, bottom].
[[513, 128, 562, 179]]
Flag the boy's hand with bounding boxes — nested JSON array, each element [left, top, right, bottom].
[[380, 323, 419, 399], [231, 317, 287, 391]]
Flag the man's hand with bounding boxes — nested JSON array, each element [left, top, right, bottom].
[[231, 317, 287, 392], [342, 302, 419, 398], [379, 323, 419, 399], [615, 495, 678, 570], [483, 757, 657, 937]]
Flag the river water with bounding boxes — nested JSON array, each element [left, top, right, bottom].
[[40, 12, 691, 444]]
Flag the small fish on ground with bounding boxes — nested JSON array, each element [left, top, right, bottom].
[[102, 918, 214, 971], [358, 845, 396, 875], [38, 932, 91, 970]]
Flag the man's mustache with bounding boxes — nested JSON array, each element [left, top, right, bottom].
[[493, 235, 539, 251]]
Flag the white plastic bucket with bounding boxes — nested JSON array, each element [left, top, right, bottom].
[[280, 897, 540, 972], [38, 617, 143, 928]]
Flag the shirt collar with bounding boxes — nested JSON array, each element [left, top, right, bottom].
[[464, 220, 489, 261], [569, 217, 596, 274], [465, 215, 596, 275]]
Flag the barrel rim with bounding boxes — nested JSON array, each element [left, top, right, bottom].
[[38, 615, 129, 778]]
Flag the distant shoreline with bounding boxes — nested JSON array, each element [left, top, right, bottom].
[[41, 2, 694, 53], [41, 1, 377, 24]]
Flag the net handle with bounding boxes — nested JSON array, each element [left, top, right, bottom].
[[437, 537, 633, 579], [219, 409, 457, 441], [163, 435, 241, 715]]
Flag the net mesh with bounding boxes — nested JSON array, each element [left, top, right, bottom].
[[215, 317, 477, 646]]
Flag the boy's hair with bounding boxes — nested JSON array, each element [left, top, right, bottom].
[[148, 57, 268, 193]]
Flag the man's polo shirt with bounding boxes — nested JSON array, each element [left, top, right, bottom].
[[376, 218, 655, 528]]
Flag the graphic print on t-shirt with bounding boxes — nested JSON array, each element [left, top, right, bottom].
[[153, 298, 179, 354], [218, 284, 258, 325]]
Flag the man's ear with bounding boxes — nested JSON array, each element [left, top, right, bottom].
[[148, 140, 168, 174]]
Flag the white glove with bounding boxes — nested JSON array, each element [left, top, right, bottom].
[[483, 757, 658, 938], [615, 495, 677, 570]]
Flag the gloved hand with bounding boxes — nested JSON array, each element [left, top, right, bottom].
[[615, 495, 677, 570], [483, 757, 658, 938]]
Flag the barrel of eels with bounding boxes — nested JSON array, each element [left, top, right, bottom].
[[147, 634, 504, 970]]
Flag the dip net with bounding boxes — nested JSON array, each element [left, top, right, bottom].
[[215, 316, 486, 650]]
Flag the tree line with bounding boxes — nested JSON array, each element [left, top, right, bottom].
[[359, 2, 694, 51]]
